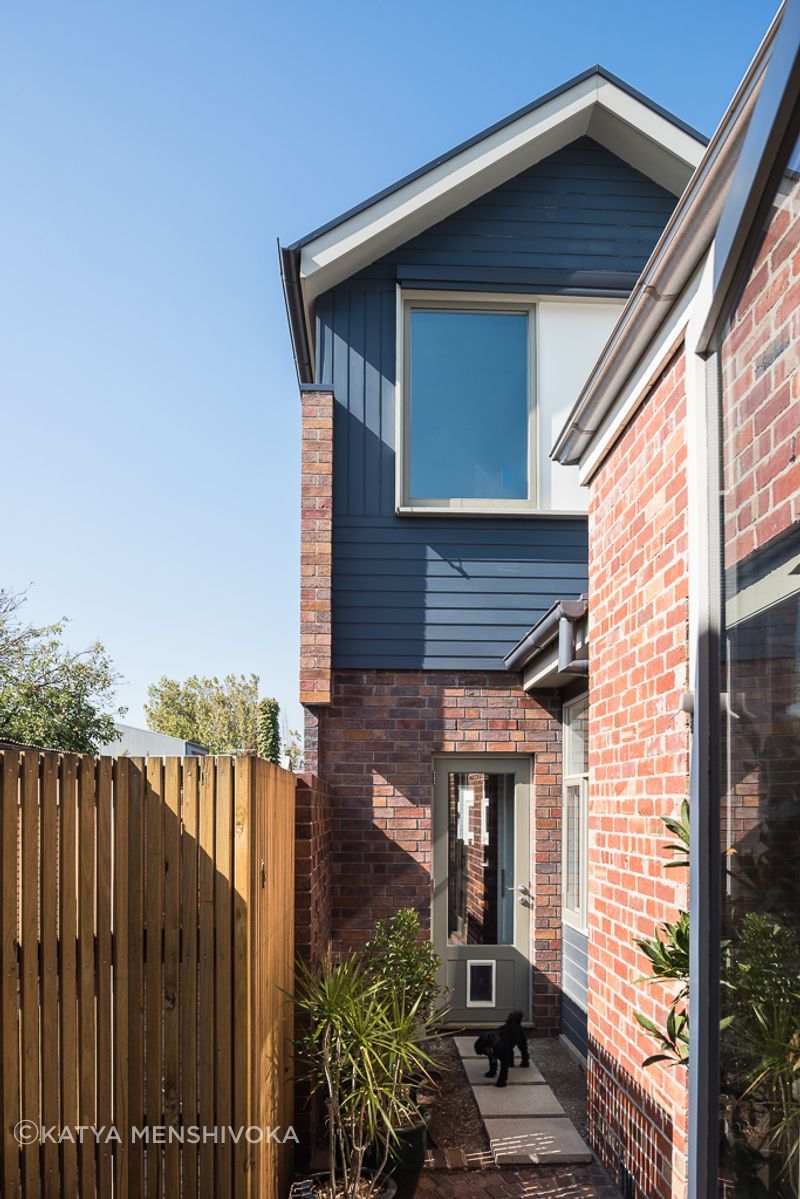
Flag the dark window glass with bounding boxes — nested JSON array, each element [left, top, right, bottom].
[[447, 772, 515, 946], [408, 309, 529, 501], [718, 128, 800, 1197]]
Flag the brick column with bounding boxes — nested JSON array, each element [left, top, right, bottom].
[[300, 387, 334, 718]]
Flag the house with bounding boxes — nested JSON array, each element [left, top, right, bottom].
[[545, 4, 799, 1196], [282, 64, 704, 1032], [283, 13, 798, 1194]]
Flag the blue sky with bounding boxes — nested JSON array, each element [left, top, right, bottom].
[[1, 1, 776, 734]]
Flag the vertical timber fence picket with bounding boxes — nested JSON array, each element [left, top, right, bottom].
[[0, 750, 296, 1199]]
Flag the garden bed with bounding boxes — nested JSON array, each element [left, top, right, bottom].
[[419, 1036, 489, 1152]]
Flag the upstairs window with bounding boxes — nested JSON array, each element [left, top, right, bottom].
[[400, 297, 534, 511]]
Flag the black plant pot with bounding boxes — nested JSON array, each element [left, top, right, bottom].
[[366, 1106, 431, 1199], [296, 1171, 397, 1199]]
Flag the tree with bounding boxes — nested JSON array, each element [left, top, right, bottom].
[[282, 714, 304, 772], [145, 673, 260, 753], [0, 587, 122, 753], [256, 697, 281, 764]]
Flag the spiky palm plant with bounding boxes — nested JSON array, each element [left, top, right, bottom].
[[293, 955, 438, 1199]]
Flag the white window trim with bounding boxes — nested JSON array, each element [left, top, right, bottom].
[[562, 693, 589, 933], [396, 288, 539, 514]]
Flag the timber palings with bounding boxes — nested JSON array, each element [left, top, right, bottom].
[[0, 750, 296, 1199]]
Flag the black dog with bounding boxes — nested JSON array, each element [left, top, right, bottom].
[[473, 1010, 530, 1087]]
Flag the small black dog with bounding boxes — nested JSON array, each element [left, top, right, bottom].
[[473, 1010, 530, 1087]]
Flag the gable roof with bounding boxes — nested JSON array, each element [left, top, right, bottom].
[[280, 67, 707, 382]]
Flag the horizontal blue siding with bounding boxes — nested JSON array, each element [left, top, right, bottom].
[[333, 516, 587, 669], [561, 924, 588, 1059], [316, 135, 676, 670]]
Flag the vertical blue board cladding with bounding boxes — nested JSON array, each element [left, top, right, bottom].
[[316, 137, 678, 671], [561, 923, 589, 1059]]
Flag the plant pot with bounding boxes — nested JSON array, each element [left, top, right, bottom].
[[366, 1106, 431, 1199], [295, 1172, 397, 1199]]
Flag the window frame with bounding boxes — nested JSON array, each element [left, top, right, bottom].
[[562, 692, 589, 933], [396, 289, 538, 514]]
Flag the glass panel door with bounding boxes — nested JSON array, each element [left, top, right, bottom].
[[433, 757, 531, 1022]]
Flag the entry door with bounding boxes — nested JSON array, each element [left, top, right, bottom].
[[432, 757, 531, 1023]]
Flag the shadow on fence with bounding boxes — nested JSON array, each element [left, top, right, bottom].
[[0, 750, 296, 1199]]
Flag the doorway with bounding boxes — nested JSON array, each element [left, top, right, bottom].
[[432, 756, 532, 1023]]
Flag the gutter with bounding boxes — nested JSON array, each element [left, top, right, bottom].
[[278, 241, 314, 386], [504, 596, 588, 675], [550, 9, 780, 467]]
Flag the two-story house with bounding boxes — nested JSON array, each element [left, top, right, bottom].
[[281, 69, 705, 1049]]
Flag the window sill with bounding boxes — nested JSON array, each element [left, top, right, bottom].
[[396, 505, 587, 519], [562, 911, 588, 935]]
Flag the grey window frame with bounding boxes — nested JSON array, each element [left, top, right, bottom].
[[397, 290, 538, 514]]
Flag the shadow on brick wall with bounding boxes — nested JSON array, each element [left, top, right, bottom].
[[587, 1038, 675, 1199]]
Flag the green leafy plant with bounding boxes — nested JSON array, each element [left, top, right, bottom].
[[256, 697, 281, 764], [292, 954, 437, 1199], [0, 586, 123, 752], [364, 908, 447, 1024], [634, 805, 691, 1069]]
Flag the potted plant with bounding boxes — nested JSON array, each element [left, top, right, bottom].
[[293, 953, 437, 1199], [362, 910, 448, 1199]]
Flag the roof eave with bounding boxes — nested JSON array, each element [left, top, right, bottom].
[[551, 9, 782, 468]]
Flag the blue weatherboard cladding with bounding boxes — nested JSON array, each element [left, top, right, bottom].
[[561, 922, 589, 1058], [316, 137, 677, 670]]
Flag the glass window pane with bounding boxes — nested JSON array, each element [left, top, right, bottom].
[[447, 772, 515, 945], [566, 695, 589, 776], [717, 127, 800, 1196], [564, 783, 582, 913], [409, 309, 529, 500]]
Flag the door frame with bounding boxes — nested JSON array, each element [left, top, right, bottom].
[[431, 754, 533, 1022]]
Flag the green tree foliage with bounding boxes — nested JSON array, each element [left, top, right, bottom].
[[282, 714, 304, 772], [145, 673, 260, 753], [256, 697, 281, 764], [0, 587, 122, 753]]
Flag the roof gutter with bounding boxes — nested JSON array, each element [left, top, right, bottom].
[[550, 10, 780, 467], [504, 597, 588, 675], [278, 241, 314, 386]]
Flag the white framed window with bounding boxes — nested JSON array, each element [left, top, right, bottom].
[[395, 289, 624, 516], [397, 292, 536, 513], [562, 693, 588, 932]]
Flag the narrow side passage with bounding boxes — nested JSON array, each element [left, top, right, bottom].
[[454, 1038, 593, 1167]]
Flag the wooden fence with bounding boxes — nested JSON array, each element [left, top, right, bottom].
[[0, 750, 296, 1199]]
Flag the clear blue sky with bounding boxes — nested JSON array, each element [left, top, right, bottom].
[[1, 1, 775, 734]]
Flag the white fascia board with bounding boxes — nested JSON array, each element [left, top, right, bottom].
[[299, 79, 707, 307], [591, 80, 706, 194], [299, 77, 597, 304], [576, 263, 705, 485]]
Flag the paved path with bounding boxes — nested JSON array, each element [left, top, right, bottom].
[[418, 1163, 622, 1197], [454, 1038, 593, 1167]]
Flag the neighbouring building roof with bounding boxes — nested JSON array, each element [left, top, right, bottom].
[[102, 723, 208, 757], [281, 66, 708, 384], [551, 11, 783, 470]]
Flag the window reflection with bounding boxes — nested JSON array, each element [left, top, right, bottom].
[[718, 128, 800, 1197], [447, 772, 515, 946]]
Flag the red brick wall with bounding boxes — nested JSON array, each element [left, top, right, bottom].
[[300, 389, 334, 708], [721, 185, 800, 566], [295, 773, 333, 968], [293, 773, 333, 1161], [315, 669, 564, 1031], [587, 348, 691, 1198]]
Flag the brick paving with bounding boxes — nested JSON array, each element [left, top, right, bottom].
[[418, 1163, 621, 1197]]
